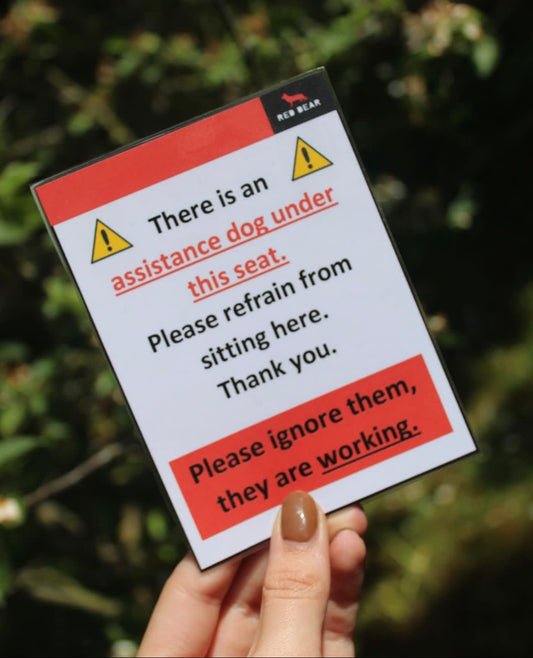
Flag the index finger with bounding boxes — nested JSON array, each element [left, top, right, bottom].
[[137, 552, 241, 657]]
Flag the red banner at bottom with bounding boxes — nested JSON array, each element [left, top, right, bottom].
[[170, 354, 452, 539]]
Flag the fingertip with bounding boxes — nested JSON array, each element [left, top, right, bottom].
[[327, 503, 368, 542], [353, 503, 368, 536], [329, 528, 366, 575]]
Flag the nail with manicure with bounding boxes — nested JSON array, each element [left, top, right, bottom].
[[281, 490, 318, 542]]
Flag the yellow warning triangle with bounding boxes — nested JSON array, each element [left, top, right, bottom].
[[292, 137, 333, 180], [91, 219, 133, 263]]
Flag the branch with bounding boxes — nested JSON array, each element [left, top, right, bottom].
[[24, 443, 125, 508], [46, 67, 136, 145]]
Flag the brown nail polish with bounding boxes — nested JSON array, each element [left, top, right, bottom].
[[281, 491, 318, 542]]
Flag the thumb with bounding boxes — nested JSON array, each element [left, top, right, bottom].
[[250, 491, 330, 657]]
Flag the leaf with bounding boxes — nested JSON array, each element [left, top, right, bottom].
[[0, 437, 41, 471], [0, 162, 40, 199], [146, 508, 168, 541], [473, 35, 500, 77], [0, 162, 42, 245], [14, 566, 122, 617], [0, 342, 30, 363]]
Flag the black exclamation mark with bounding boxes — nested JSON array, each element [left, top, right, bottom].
[[101, 229, 112, 252], [301, 146, 313, 169]]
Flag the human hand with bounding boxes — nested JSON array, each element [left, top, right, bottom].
[[138, 491, 367, 657]]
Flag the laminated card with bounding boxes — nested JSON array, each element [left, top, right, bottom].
[[32, 69, 477, 569]]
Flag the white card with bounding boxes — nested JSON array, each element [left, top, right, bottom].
[[33, 69, 477, 569]]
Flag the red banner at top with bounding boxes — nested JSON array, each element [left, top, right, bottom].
[[35, 99, 273, 226]]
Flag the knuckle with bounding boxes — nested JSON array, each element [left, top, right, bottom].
[[325, 604, 359, 637], [263, 566, 328, 601]]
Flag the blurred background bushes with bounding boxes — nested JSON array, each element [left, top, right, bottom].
[[0, 0, 531, 655]]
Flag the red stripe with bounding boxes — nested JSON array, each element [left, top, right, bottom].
[[36, 99, 273, 225], [170, 355, 452, 538]]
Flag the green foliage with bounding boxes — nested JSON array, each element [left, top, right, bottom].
[[0, 437, 42, 470], [0, 1, 531, 656], [0, 162, 42, 245], [14, 566, 122, 617]]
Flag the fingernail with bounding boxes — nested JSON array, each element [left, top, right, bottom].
[[281, 491, 318, 542]]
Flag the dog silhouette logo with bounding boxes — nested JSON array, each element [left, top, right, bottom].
[[281, 92, 309, 108]]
